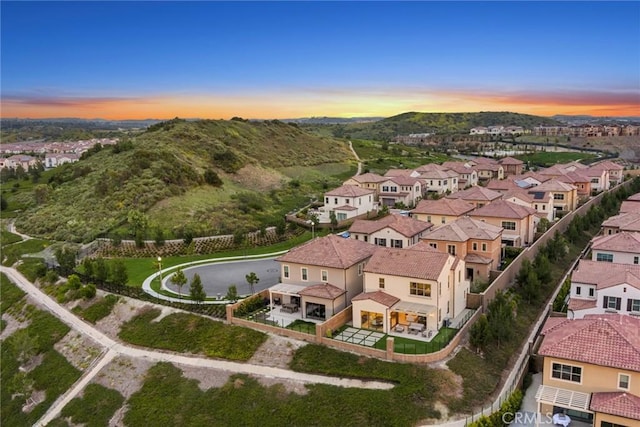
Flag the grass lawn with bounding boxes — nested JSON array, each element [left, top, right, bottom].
[[1, 230, 23, 246], [58, 383, 124, 427], [1, 273, 26, 314], [118, 308, 267, 361], [73, 294, 120, 324], [16, 257, 47, 282], [125, 361, 444, 427], [286, 319, 317, 334], [515, 151, 596, 167], [1, 238, 53, 266], [373, 328, 458, 354]]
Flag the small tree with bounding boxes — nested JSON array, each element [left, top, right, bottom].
[[55, 247, 78, 276], [171, 269, 187, 299], [225, 284, 239, 302], [109, 260, 128, 286], [94, 257, 109, 283], [189, 274, 206, 303], [245, 272, 259, 295], [329, 211, 338, 231], [469, 314, 490, 353], [154, 228, 165, 247]]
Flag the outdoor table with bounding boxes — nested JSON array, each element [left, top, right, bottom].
[[552, 413, 571, 427], [408, 322, 425, 334], [281, 303, 298, 313]]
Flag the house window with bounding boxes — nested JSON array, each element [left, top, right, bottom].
[[589, 288, 594, 297], [542, 205, 546, 210], [447, 300, 450, 314], [628, 299, 640, 312], [392, 240, 403, 248], [374, 238, 387, 247], [345, 198, 350, 204], [325, 197, 329, 204], [601, 422, 627, 427], [596, 253, 614, 262], [604, 296, 621, 311], [472, 242, 478, 251], [576, 286, 581, 295], [301, 268, 308, 281], [321, 270, 328, 282], [447, 245, 456, 255], [618, 373, 630, 390], [283, 265, 290, 279], [364, 236, 368, 243], [379, 278, 385, 289], [337, 213, 347, 221], [427, 216, 432, 222], [635, 256, 639, 265], [382, 186, 389, 192], [553, 194, 565, 200], [409, 282, 431, 297], [429, 243, 437, 249], [551, 363, 582, 383], [501, 221, 516, 230], [334, 198, 338, 204], [357, 262, 364, 276], [481, 243, 487, 251], [390, 186, 397, 192], [441, 217, 446, 224]]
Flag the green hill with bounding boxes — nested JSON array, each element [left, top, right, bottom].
[[304, 111, 563, 141], [13, 118, 354, 242]]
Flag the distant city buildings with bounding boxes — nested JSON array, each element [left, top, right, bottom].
[[0, 138, 118, 169]]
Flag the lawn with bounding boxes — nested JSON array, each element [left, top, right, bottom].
[[1, 238, 53, 266], [286, 319, 317, 334], [515, 151, 596, 167], [118, 308, 267, 361], [1, 229, 23, 246], [372, 328, 458, 354], [57, 383, 124, 427]]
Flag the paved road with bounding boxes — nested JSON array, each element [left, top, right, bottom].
[[1, 266, 393, 426]]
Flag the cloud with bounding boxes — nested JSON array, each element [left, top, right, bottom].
[[1, 94, 157, 108]]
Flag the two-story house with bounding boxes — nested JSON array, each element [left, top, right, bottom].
[[269, 235, 378, 321], [446, 186, 502, 209], [469, 157, 504, 181], [323, 185, 377, 222], [620, 201, 640, 215], [441, 161, 479, 189], [502, 189, 555, 222], [343, 172, 388, 195], [411, 198, 476, 226], [567, 260, 640, 319], [498, 156, 524, 176], [585, 165, 611, 193], [591, 232, 640, 266], [414, 164, 460, 194], [348, 213, 433, 249], [593, 160, 625, 186], [469, 199, 537, 247], [602, 212, 640, 235], [533, 179, 579, 218], [420, 217, 502, 283], [352, 242, 468, 336], [377, 176, 425, 208], [535, 314, 640, 426]]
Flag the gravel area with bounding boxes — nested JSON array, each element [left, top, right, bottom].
[[92, 355, 152, 399], [93, 296, 160, 340], [0, 312, 30, 341], [248, 334, 306, 369], [54, 330, 103, 371]]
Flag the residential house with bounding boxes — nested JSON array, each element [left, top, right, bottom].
[[468, 157, 504, 181], [585, 165, 610, 193], [323, 185, 377, 222], [620, 201, 640, 215], [348, 213, 433, 249], [469, 126, 488, 135], [469, 199, 537, 247], [602, 212, 640, 235], [270, 235, 378, 320], [498, 156, 524, 176], [535, 314, 640, 426], [343, 172, 387, 195], [377, 176, 425, 208], [446, 186, 502, 209], [442, 161, 479, 189], [502, 189, 554, 222], [384, 169, 421, 178], [533, 179, 579, 218], [590, 232, 640, 266], [44, 153, 80, 168], [567, 260, 640, 319], [486, 177, 527, 194], [352, 242, 469, 335], [593, 160, 625, 186], [3, 154, 39, 170], [420, 217, 502, 283], [414, 164, 459, 194], [411, 198, 476, 226]]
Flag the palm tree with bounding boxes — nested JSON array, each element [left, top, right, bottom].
[[245, 272, 259, 295], [171, 268, 187, 299]]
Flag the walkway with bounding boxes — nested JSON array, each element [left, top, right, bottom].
[[0, 267, 394, 427], [348, 140, 363, 176]]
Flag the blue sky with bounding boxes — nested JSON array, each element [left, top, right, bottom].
[[2, 1, 639, 119]]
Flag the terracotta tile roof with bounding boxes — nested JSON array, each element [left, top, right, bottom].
[[347, 173, 387, 184], [538, 314, 640, 371], [334, 205, 358, 211], [415, 163, 446, 172], [591, 160, 625, 171], [502, 189, 536, 204], [419, 168, 458, 179], [384, 169, 417, 177], [602, 212, 640, 232], [470, 157, 498, 165], [276, 234, 377, 269], [534, 178, 577, 192], [567, 298, 597, 311], [442, 162, 475, 174], [469, 199, 536, 219], [486, 179, 521, 192], [352, 290, 400, 307], [591, 231, 640, 253], [464, 253, 493, 264], [585, 167, 606, 177], [298, 283, 346, 299], [325, 185, 375, 197], [446, 186, 503, 202], [590, 392, 640, 420], [411, 198, 476, 216], [364, 242, 453, 281], [498, 156, 524, 165], [384, 175, 423, 186], [474, 163, 502, 172], [571, 260, 640, 290], [521, 171, 550, 183], [349, 213, 433, 237], [620, 201, 640, 214], [423, 217, 502, 242], [628, 192, 640, 202]]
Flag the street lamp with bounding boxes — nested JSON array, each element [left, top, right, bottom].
[[307, 220, 316, 239], [157, 256, 163, 287]]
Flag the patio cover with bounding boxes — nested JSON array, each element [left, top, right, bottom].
[[535, 385, 592, 412], [392, 301, 437, 316], [268, 283, 308, 296]]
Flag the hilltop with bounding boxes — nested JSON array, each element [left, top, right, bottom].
[[13, 118, 354, 242], [302, 111, 563, 141]]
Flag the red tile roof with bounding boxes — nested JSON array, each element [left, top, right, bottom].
[[422, 216, 502, 242], [590, 392, 640, 421], [469, 199, 536, 219], [276, 234, 377, 269], [384, 169, 417, 177], [498, 156, 524, 165], [349, 213, 433, 237], [620, 201, 640, 214], [567, 298, 597, 311], [298, 283, 346, 299], [446, 186, 502, 202], [538, 314, 640, 371], [352, 290, 400, 307], [628, 192, 640, 202], [347, 173, 387, 184], [534, 178, 577, 192], [591, 231, 640, 253], [571, 260, 640, 290], [602, 212, 640, 232], [325, 185, 375, 197], [364, 242, 453, 281], [411, 198, 476, 216]]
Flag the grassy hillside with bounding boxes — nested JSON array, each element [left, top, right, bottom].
[[303, 111, 563, 141], [10, 119, 354, 242]]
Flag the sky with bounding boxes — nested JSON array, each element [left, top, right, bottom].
[[1, 1, 639, 120]]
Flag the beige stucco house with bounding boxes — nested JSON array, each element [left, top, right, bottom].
[[323, 185, 377, 222], [533, 179, 579, 217], [446, 186, 502, 209], [469, 199, 537, 247], [411, 198, 476, 226], [348, 213, 433, 249], [602, 212, 640, 235]]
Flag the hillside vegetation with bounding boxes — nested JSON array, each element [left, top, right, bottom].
[[12, 118, 353, 242], [303, 111, 563, 141]]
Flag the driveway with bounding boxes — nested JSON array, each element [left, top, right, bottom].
[[163, 258, 281, 297]]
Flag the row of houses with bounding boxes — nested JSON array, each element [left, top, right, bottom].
[[0, 138, 118, 169], [533, 124, 640, 137], [469, 125, 527, 136], [534, 191, 640, 427]]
